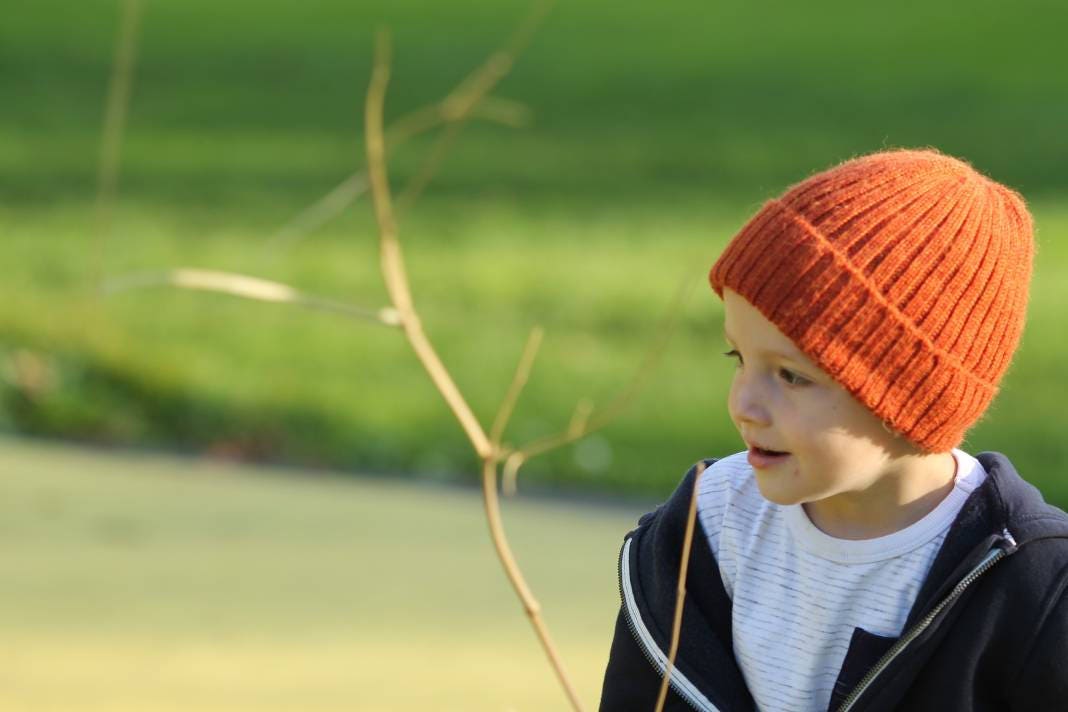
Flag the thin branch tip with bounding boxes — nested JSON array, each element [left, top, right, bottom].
[[490, 325, 545, 448]]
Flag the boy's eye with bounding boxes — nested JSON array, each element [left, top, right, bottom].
[[724, 349, 809, 387]]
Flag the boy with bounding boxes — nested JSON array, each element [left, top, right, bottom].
[[599, 149, 1068, 711]]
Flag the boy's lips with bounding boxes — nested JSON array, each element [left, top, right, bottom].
[[744, 438, 789, 455], [747, 447, 791, 469], [745, 442, 791, 469]]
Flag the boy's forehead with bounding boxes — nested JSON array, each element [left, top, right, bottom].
[[722, 290, 810, 363]]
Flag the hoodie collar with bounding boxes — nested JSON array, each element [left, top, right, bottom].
[[904, 450, 1068, 627]]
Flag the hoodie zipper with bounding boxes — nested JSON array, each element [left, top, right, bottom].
[[618, 537, 720, 712], [836, 529, 1018, 712]]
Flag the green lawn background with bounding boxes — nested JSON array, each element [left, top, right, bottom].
[[3, 0, 1067, 502]]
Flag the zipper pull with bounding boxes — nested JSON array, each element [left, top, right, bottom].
[[999, 527, 1018, 554]]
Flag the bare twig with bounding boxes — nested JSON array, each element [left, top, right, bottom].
[[490, 326, 545, 447], [654, 461, 707, 712], [492, 326, 544, 497], [567, 397, 594, 439], [266, 1, 550, 256], [465, 97, 531, 128], [365, 29, 493, 459], [500, 395, 590, 497], [268, 173, 370, 251], [365, 26, 581, 711], [389, 96, 531, 145], [396, 0, 554, 210], [482, 458, 585, 711], [94, 0, 142, 288], [395, 120, 465, 211], [265, 98, 530, 252], [501, 450, 527, 497], [511, 274, 697, 468], [102, 269, 401, 326]]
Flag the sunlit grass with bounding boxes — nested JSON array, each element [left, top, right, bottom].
[[3, 199, 1066, 503], [3, 0, 1067, 501]]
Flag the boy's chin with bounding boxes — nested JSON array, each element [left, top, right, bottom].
[[751, 469, 825, 507], [752, 476, 806, 506]]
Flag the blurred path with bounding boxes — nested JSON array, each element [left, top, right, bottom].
[[0, 437, 649, 711]]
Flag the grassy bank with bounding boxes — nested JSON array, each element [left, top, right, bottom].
[[3, 0, 1067, 500]]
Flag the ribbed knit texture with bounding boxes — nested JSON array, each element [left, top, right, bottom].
[[709, 149, 1034, 452]]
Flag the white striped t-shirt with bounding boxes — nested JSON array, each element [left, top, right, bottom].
[[697, 448, 987, 712]]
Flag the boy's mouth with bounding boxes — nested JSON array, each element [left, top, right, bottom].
[[747, 445, 791, 469], [746, 439, 789, 456]]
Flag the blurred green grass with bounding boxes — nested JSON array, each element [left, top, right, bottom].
[[3, 0, 1067, 501], [0, 436, 646, 710]]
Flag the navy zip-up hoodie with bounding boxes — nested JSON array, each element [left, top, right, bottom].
[[599, 452, 1068, 711]]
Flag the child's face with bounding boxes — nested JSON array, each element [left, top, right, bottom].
[[721, 288, 925, 510]]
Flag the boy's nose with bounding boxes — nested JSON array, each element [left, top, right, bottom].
[[729, 378, 772, 427]]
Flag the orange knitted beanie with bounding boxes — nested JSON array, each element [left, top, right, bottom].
[[709, 149, 1034, 453]]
